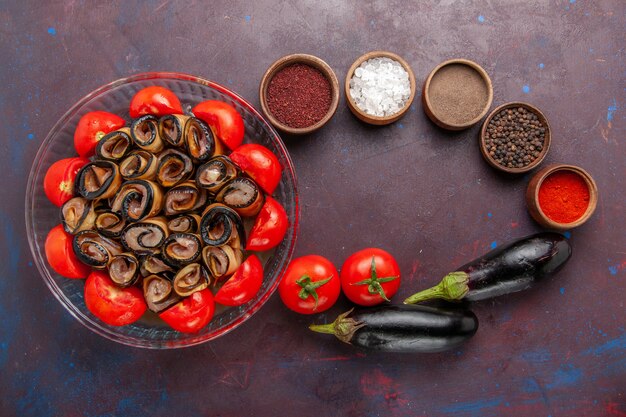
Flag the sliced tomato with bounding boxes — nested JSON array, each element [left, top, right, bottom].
[[192, 100, 245, 150], [229, 144, 282, 195], [74, 111, 126, 158], [84, 270, 146, 326], [43, 157, 90, 207], [246, 196, 288, 251], [129, 86, 183, 118], [159, 289, 215, 334], [214, 255, 264, 306], [44, 224, 91, 279]]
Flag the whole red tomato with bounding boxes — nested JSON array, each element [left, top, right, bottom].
[[129, 86, 183, 118], [84, 271, 146, 326], [246, 196, 288, 251], [43, 157, 90, 207], [45, 224, 91, 279], [279, 255, 340, 314], [74, 111, 126, 158], [192, 100, 245, 150], [340, 248, 401, 306], [214, 255, 264, 306], [159, 289, 215, 334], [229, 144, 282, 195]]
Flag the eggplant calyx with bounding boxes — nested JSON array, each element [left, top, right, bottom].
[[309, 309, 366, 344], [350, 256, 398, 302], [403, 271, 470, 304], [296, 275, 332, 311]]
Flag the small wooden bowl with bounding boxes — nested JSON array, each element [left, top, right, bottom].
[[526, 163, 598, 230], [422, 58, 493, 130], [479, 102, 551, 174], [345, 51, 416, 126], [259, 54, 340, 135]]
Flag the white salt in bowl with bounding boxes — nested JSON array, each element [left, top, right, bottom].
[[345, 51, 416, 126]]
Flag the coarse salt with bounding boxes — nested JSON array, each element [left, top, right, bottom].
[[349, 57, 411, 117]]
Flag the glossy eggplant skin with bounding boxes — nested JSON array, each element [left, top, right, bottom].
[[461, 232, 571, 301], [311, 305, 478, 353]]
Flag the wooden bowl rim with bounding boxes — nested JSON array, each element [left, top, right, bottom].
[[526, 163, 599, 230], [259, 53, 340, 135], [344, 50, 416, 125], [423, 58, 494, 129], [479, 101, 552, 174]]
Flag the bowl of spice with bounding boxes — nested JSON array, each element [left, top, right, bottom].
[[260, 54, 340, 135], [525, 164, 598, 230], [345, 51, 416, 125], [479, 102, 551, 173], [422, 58, 493, 130]]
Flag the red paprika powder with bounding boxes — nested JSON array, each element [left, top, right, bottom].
[[538, 170, 590, 223]]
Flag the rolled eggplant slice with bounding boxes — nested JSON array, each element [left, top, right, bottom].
[[120, 217, 169, 255], [119, 150, 159, 180], [167, 214, 201, 234], [161, 233, 202, 267], [202, 245, 243, 280], [75, 160, 122, 200], [196, 155, 240, 193], [73, 230, 123, 269], [199, 203, 246, 248], [159, 114, 189, 147], [95, 127, 133, 161], [143, 274, 182, 313], [140, 254, 174, 277], [173, 263, 210, 297], [108, 253, 140, 287], [130, 115, 164, 153], [110, 179, 164, 222], [95, 210, 126, 238], [215, 177, 265, 217], [184, 117, 222, 162], [61, 197, 96, 234], [163, 181, 208, 216], [156, 148, 194, 188]]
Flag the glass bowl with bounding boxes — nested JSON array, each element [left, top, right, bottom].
[[25, 72, 299, 349]]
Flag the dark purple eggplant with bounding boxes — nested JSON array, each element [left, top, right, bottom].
[[309, 305, 478, 353], [404, 233, 572, 304]]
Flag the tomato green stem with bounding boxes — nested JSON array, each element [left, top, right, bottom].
[[296, 275, 332, 311], [308, 309, 366, 344], [350, 256, 398, 302], [403, 271, 470, 304]]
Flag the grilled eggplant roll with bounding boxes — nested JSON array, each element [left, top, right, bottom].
[[110, 179, 164, 222], [108, 253, 140, 287], [184, 117, 222, 162], [199, 203, 246, 248], [130, 115, 164, 153], [73, 230, 123, 269], [95, 127, 133, 161], [173, 263, 210, 297], [139, 254, 174, 277], [119, 150, 159, 180], [75, 161, 122, 200], [163, 181, 208, 216], [143, 275, 181, 313], [159, 114, 189, 147], [95, 210, 126, 238], [161, 233, 202, 267], [195, 155, 239, 193], [156, 148, 194, 188], [215, 177, 264, 217], [61, 197, 96, 234], [202, 245, 243, 280], [120, 217, 169, 255], [167, 214, 201, 234]]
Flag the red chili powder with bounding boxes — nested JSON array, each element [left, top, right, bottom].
[[266, 63, 331, 129], [538, 170, 590, 223]]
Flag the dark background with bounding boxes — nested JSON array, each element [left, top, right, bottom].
[[1, 1, 624, 416]]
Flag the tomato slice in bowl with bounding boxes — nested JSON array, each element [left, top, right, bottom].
[[246, 196, 288, 251], [159, 289, 215, 334], [215, 255, 264, 306], [43, 157, 90, 207], [44, 224, 91, 279], [129, 86, 183, 118], [74, 111, 126, 158], [192, 100, 245, 151], [84, 271, 147, 326], [229, 144, 282, 195]]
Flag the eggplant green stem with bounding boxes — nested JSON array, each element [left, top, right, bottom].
[[309, 309, 366, 344], [403, 271, 470, 304]]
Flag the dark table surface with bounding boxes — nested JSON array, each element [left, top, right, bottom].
[[1, 1, 624, 416]]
